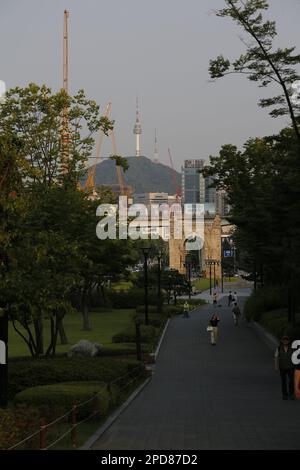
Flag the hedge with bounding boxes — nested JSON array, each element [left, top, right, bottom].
[[108, 289, 160, 308], [177, 298, 206, 307], [0, 406, 40, 450], [163, 305, 183, 316], [112, 324, 158, 344], [8, 356, 144, 399], [14, 382, 115, 420], [244, 287, 286, 322], [259, 310, 300, 340], [135, 305, 158, 314]]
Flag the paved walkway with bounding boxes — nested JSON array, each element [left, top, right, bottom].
[[92, 290, 300, 450]]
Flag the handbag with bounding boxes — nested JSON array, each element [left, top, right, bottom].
[[206, 325, 213, 332]]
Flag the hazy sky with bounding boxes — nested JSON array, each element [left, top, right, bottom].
[[1, 0, 299, 170]]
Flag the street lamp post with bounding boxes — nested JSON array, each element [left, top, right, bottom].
[[183, 259, 193, 301], [205, 259, 221, 296], [135, 320, 142, 361], [221, 263, 224, 293], [213, 263, 216, 289], [188, 263, 192, 301], [156, 251, 162, 314], [141, 247, 151, 325]]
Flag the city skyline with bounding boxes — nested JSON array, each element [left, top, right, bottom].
[[1, 0, 299, 170]]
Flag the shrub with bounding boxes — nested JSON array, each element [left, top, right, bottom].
[[132, 309, 168, 327], [260, 310, 300, 340], [8, 357, 144, 399], [14, 382, 114, 420], [112, 324, 158, 344], [135, 305, 158, 314], [244, 287, 286, 321], [0, 406, 40, 450], [164, 305, 183, 316], [108, 289, 159, 308]]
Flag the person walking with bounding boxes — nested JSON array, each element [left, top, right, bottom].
[[209, 313, 220, 346], [232, 291, 238, 303], [183, 300, 190, 319], [232, 302, 241, 326], [212, 291, 218, 306], [228, 291, 233, 307], [274, 336, 295, 400]]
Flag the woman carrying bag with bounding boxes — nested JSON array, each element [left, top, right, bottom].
[[207, 313, 220, 346]]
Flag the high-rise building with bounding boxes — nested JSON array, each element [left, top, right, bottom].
[[181, 159, 229, 216], [181, 159, 205, 204]]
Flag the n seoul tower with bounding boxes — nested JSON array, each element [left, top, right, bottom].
[[133, 97, 142, 157]]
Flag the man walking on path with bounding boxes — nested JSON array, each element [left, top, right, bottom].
[[183, 300, 190, 318], [228, 291, 233, 306], [209, 313, 220, 345], [232, 302, 241, 326], [274, 336, 295, 400]]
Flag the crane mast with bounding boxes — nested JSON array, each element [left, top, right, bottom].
[[62, 9, 69, 173], [168, 148, 181, 202]]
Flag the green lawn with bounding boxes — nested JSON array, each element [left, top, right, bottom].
[[193, 278, 211, 291], [9, 309, 134, 358], [193, 276, 239, 292], [111, 281, 133, 291]]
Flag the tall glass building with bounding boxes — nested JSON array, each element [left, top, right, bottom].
[[181, 159, 229, 215], [181, 159, 206, 204]]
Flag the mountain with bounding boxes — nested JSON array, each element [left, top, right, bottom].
[[90, 156, 181, 194]]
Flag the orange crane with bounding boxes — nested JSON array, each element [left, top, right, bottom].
[[83, 102, 111, 191], [83, 103, 132, 197], [61, 9, 69, 173], [168, 148, 181, 202], [110, 128, 133, 197]]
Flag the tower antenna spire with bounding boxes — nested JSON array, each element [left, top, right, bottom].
[[133, 97, 142, 157]]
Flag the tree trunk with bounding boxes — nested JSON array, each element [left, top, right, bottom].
[[260, 264, 264, 288], [100, 284, 106, 305], [254, 262, 257, 291], [33, 319, 44, 355], [58, 318, 68, 345], [82, 303, 91, 330]]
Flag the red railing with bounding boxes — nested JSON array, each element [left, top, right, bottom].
[[7, 365, 146, 450]]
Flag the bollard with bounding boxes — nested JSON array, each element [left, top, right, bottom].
[[135, 321, 142, 361], [39, 418, 46, 450], [71, 402, 77, 448]]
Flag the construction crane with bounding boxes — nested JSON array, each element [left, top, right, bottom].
[[83, 103, 132, 197], [83, 102, 111, 191], [110, 129, 133, 197], [61, 9, 69, 173], [168, 148, 181, 202]]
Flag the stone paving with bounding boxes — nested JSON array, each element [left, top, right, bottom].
[[92, 290, 300, 450]]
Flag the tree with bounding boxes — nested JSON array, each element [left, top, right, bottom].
[[162, 269, 189, 305], [3, 187, 83, 357], [203, 126, 300, 324], [109, 155, 129, 173], [0, 84, 113, 187], [209, 0, 300, 143], [0, 84, 115, 354]]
